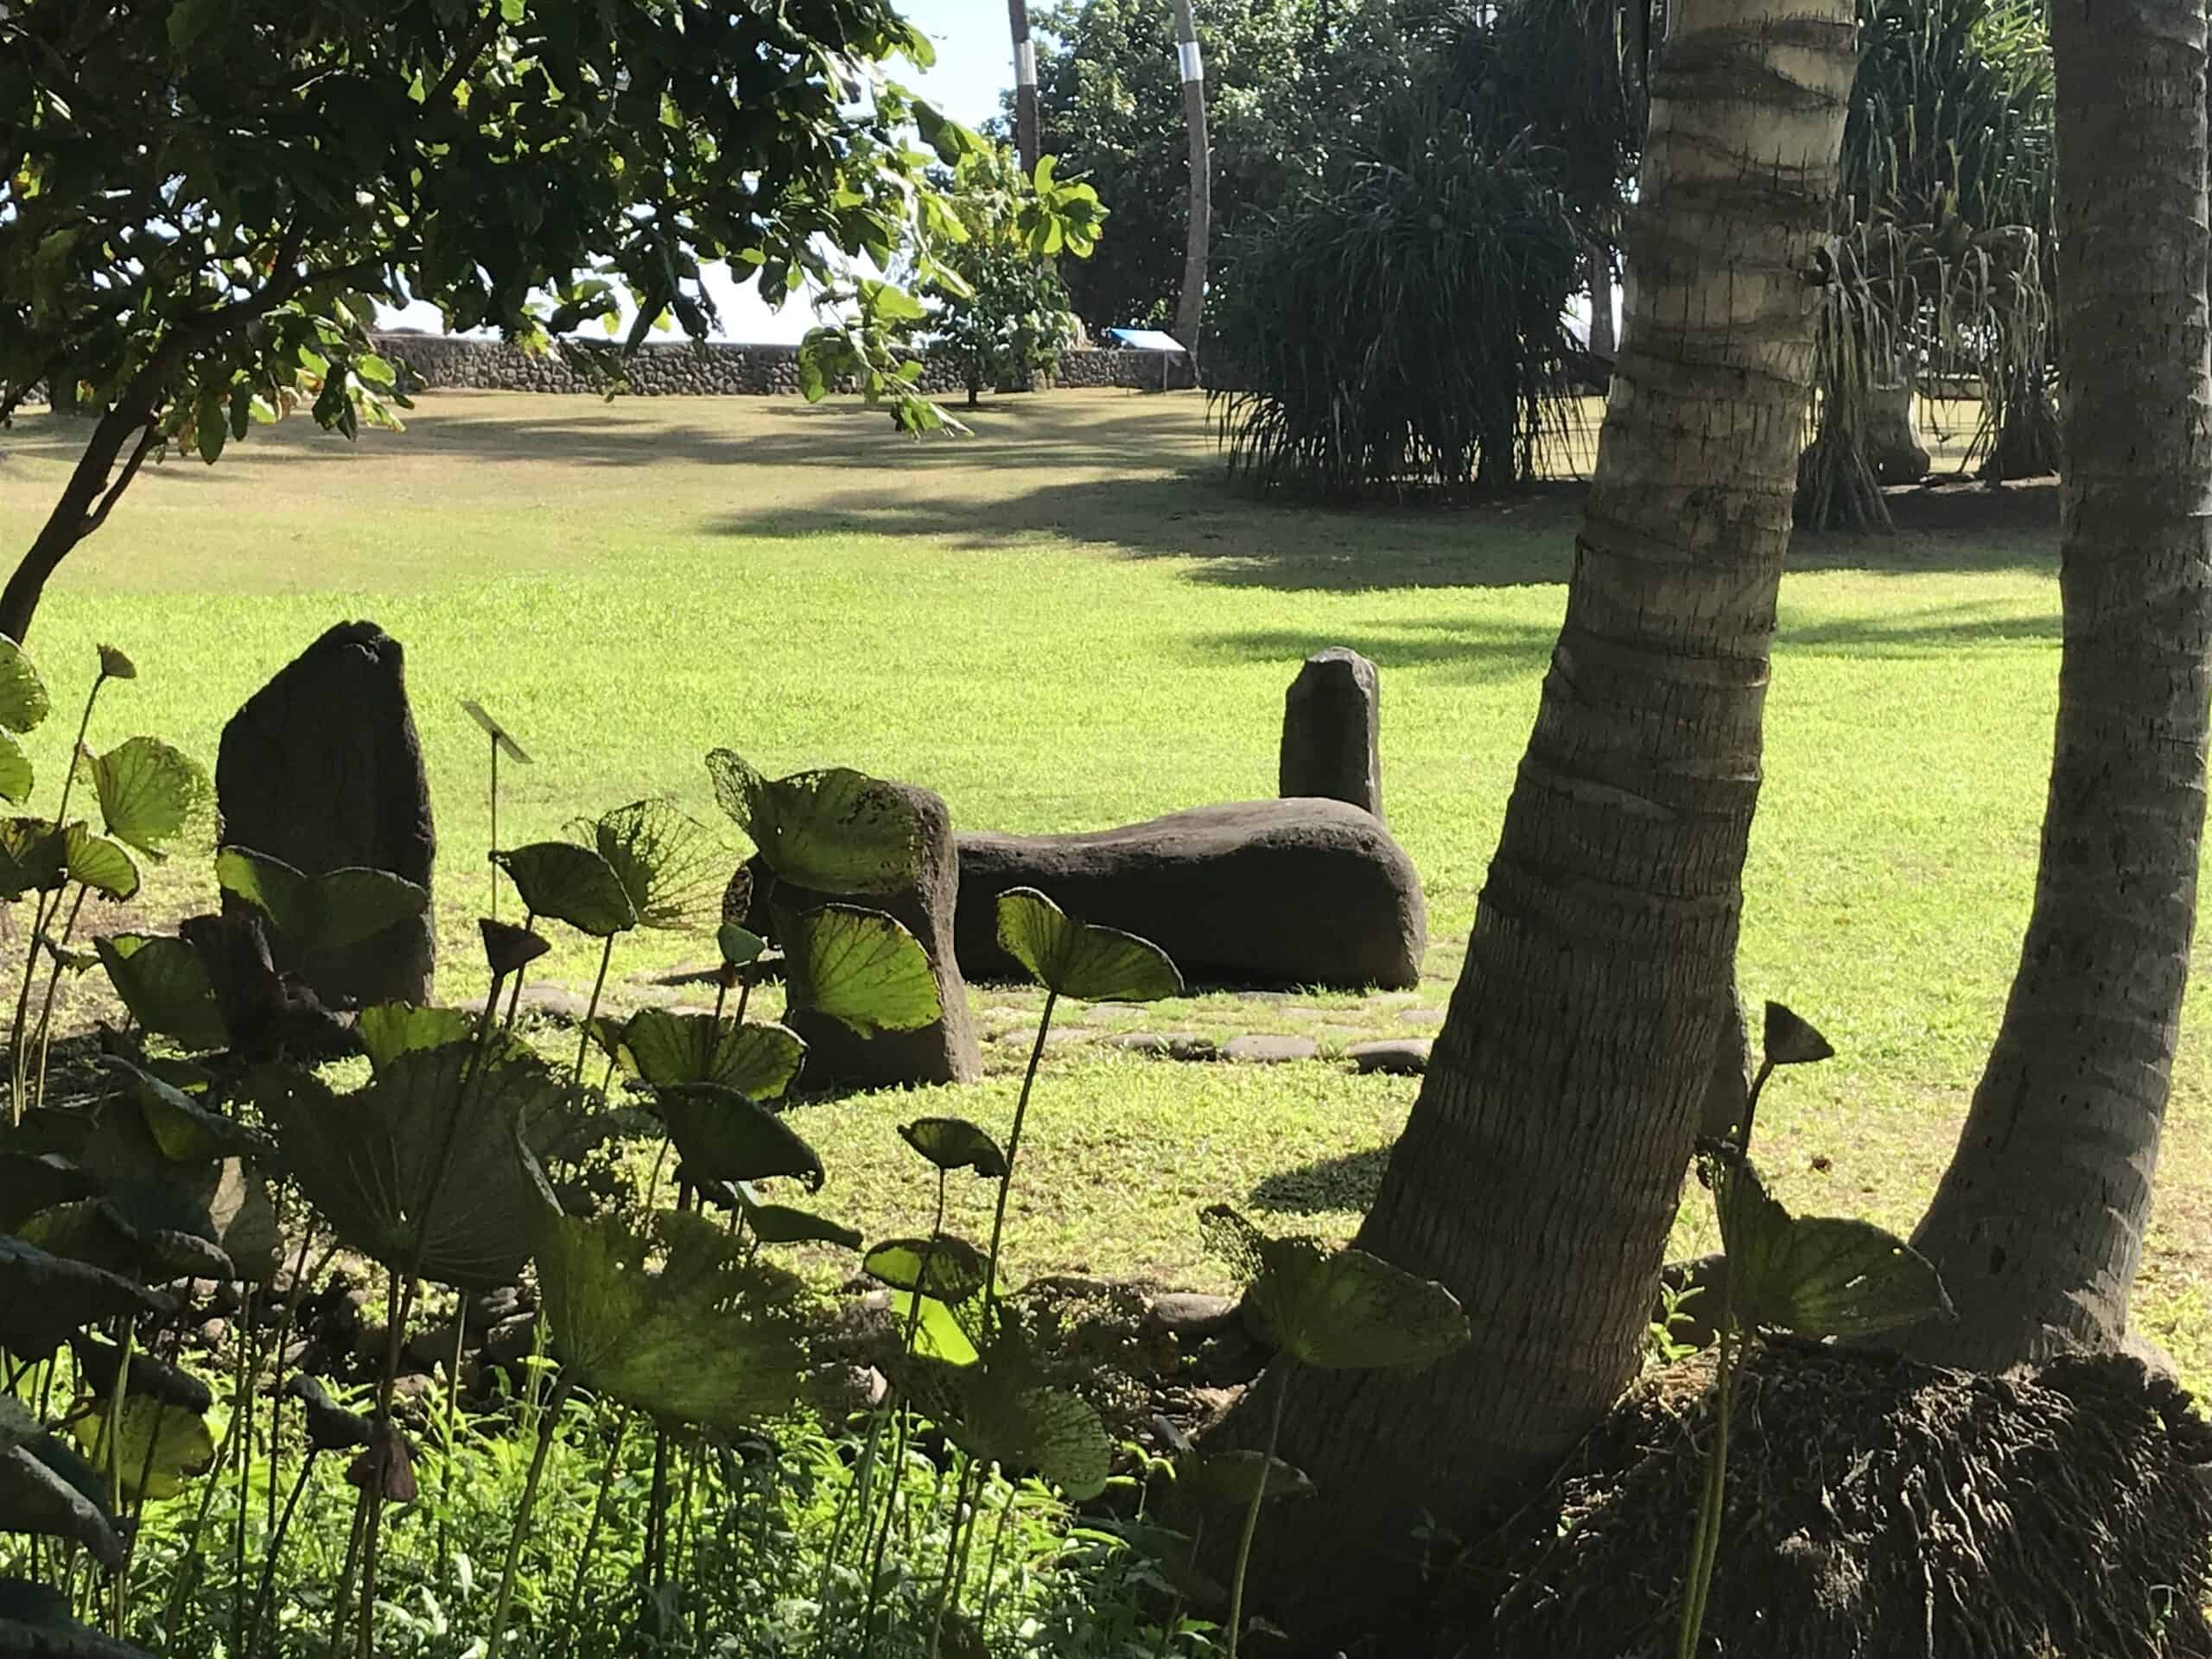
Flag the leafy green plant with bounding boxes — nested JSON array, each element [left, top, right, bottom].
[[1674, 1003, 1954, 1659], [1198, 1204, 1469, 1659], [909, 143, 1107, 407], [3, 642, 210, 1122]]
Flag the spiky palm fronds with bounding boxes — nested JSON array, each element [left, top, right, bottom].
[[1210, 89, 1582, 501]]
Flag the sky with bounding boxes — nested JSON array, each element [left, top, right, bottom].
[[381, 0, 1017, 343]]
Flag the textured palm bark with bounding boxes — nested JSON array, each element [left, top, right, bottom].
[[1232, 0, 1857, 1621], [1007, 0, 1039, 175], [1170, 0, 1210, 359], [1906, 0, 2212, 1370]]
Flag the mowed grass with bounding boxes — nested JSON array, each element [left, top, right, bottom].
[[3, 388, 2204, 1379]]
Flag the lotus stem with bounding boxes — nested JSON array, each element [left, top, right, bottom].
[[27, 882, 89, 1107], [573, 934, 614, 1084], [12, 667, 111, 1117], [244, 1448, 318, 1659], [1226, 1360, 1291, 1659], [486, 1371, 575, 1655], [1676, 1316, 1740, 1659], [975, 1473, 1020, 1638], [1737, 1058, 1778, 1151], [327, 1487, 368, 1657], [982, 989, 1057, 1333], [925, 1453, 982, 1659], [357, 1271, 419, 1659], [552, 1406, 629, 1659], [438, 1303, 467, 1577]]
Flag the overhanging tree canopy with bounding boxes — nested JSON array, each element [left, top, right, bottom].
[[0, 0, 969, 640]]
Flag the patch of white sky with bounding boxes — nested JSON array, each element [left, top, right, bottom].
[[378, 0, 1012, 343]]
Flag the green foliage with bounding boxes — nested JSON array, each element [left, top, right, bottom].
[[92, 936, 225, 1052], [252, 1042, 565, 1289], [785, 904, 943, 1038], [656, 1082, 825, 1192], [215, 846, 431, 953], [0, 0, 969, 526], [1802, 0, 2055, 527], [623, 1009, 805, 1101], [913, 145, 1105, 405], [1211, 83, 1580, 499], [995, 886, 1182, 1002], [705, 753, 922, 896], [533, 1205, 810, 1432], [1199, 1205, 1469, 1370], [492, 842, 638, 938], [573, 798, 727, 932]]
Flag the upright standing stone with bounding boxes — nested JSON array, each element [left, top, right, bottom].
[[774, 781, 981, 1090], [1280, 647, 1382, 821], [216, 621, 436, 1007]]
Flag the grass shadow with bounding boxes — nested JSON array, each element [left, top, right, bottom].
[[1249, 1144, 1392, 1217]]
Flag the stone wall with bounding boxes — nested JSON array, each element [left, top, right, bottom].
[[371, 332, 1190, 397]]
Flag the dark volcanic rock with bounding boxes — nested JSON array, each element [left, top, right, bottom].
[[216, 621, 435, 1007], [956, 800, 1425, 990], [1280, 646, 1382, 820]]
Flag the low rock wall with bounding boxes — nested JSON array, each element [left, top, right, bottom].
[[371, 332, 1191, 397]]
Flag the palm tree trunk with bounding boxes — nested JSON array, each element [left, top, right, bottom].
[[1905, 0, 2212, 1370], [1229, 0, 1857, 1627], [1170, 0, 1210, 368], [1008, 0, 1039, 176]]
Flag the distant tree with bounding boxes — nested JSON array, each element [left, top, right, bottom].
[[0, 0, 970, 643], [912, 144, 1107, 405], [1010, 0, 1043, 171], [1026, 0, 1389, 333], [1169, 0, 1211, 355]]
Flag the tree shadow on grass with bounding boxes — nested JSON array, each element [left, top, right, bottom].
[[1249, 1145, 1393, 1217]]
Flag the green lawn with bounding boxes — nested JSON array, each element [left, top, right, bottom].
[[4, 388, 2202, 1377]]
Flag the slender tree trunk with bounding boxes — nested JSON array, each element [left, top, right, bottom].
[[1008, 0, 1040, 176], [1905, 0, 2212, 1370], [3, 400, 156, 645], [1586, 239, 1618, 361], [1170, 0, 1210, 368], [1227, 0, 1857, 1628]]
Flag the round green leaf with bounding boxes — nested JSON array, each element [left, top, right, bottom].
[[1200, 1204, 1470, 1371], [0, 817, 66, 899], [734, 1189, 863, 1250], [578, 798, 728, 932], [480, 918, 552, 977], [534, 1206, 810, 1431], [706, 751, 922, 895], [0, 638, 51, 734], [72, 1395, 216, 1501], [80, 736, 209, 859], [0, 732, 31, 804], [64, 825, 139, 900], [789, 904, 941, 1036], [950, 1372, 1113, 1500], [899, 1117, 1008, 1179], [1712, 1152, 1955, 1338], [216, 848, 430, 953], [94, 934, 227, 1052], [657, 1082, 824, 1191], [492, 842, 637, 937], [994, 887, 1182, 1002], [356, 1003, 474, 1073], [718, 923, 766, 969], [253, 1043, 564, 1289], [625, 1010, 807, 1101], [864, 1235, 989, 1303], [102, 1057, 270, 1163], [887, 1291, 981, 1365], [0, 1440, 125, 1570], [1179, 1450, 1317, 1510], [0, 1235, 168, 1357]]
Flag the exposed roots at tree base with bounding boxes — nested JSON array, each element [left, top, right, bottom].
[[1465, 1339, 2212, 1659]]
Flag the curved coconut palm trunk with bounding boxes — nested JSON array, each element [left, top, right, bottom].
[[1237, 0, 1857, 1621], [1007, 0, 1039, 175], [1170, 0, 1210, 364], [1906, 0, 2212, 1370]]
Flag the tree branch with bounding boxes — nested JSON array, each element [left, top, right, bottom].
[[427, 5, 505, 109], [79, 419, 160, 540]]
